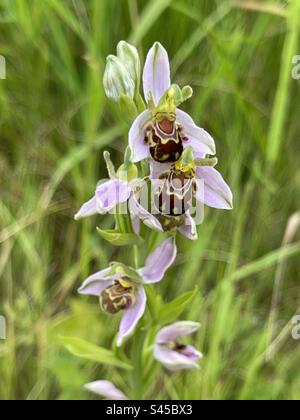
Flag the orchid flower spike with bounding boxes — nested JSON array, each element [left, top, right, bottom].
[[78, 238, 177, 346], [85, 381, 128, 400], [154, 321, 203, 371], [129, 42, 216, 164]]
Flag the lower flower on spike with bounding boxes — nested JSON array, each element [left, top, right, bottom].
[[78, 238, 177, 346], [74, 150, 164, 233], [154, 321, 203, 371], [85, 380, 128, 400]]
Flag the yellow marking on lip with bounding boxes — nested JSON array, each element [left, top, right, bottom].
[[119, 280, 130, 289], [153, 111, 176, 122]]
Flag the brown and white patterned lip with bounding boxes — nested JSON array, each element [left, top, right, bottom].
[[99, 280, 137, 315], [145, 120, 185, 163], [154, 169, 196, 216]]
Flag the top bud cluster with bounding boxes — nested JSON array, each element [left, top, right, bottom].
[[102, 41, 232, 228]]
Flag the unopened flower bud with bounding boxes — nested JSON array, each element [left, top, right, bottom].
[[117, 41, 141, 89], [103, 55, 135, 102]]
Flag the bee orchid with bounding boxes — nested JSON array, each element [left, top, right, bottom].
[[145, 150, 233, 240], [154, 321, 203, 371], [78, 238, 177, 347], [74, 151, 163, 232], [150, 153, 233, 213], [129, 42, 216, 163], [85, 381, 128, 400]]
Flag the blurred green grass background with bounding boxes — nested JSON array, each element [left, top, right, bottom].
[[0, 0, 300, 400]]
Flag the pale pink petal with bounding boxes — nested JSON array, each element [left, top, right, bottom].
[[78, 268, 119, 296], [143, 42, 171, 105], [196, 166, 233, 210], [96, 179, 131, 211], [156, 321, 200, 343], [85, 380, 128, 400], [139, 237, 177, 284], [154, 344, 202, 371], [75, 196, 99, 220], [129, 195, 163, 232], [117, 287, 147, 347], [176, 109, 216, 157], [129, 110, 152, 162], [178, 212, 198, 240], [75, 179, 131, 220], [130, 212, 141, 235]]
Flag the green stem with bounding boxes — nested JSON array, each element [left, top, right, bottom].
[[116, 203, 132, 233], [131, 328, 144, 400], [130, 228, 145, 399], [133, 245, 140, 269], [115, 206, 125, 233]]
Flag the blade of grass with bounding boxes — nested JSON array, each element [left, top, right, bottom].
[[129, 0, 172, 44], [266, 0, 300, 164], [171, 2, 232, 74], [232, 1, 288, 18], [225, 241, 300, 285]]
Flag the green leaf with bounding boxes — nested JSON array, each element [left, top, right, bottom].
[[97, 228, 144, 246], [159, 287, 199, 325], [59, 336, 132, 370], [145, 285, 163, 323]]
